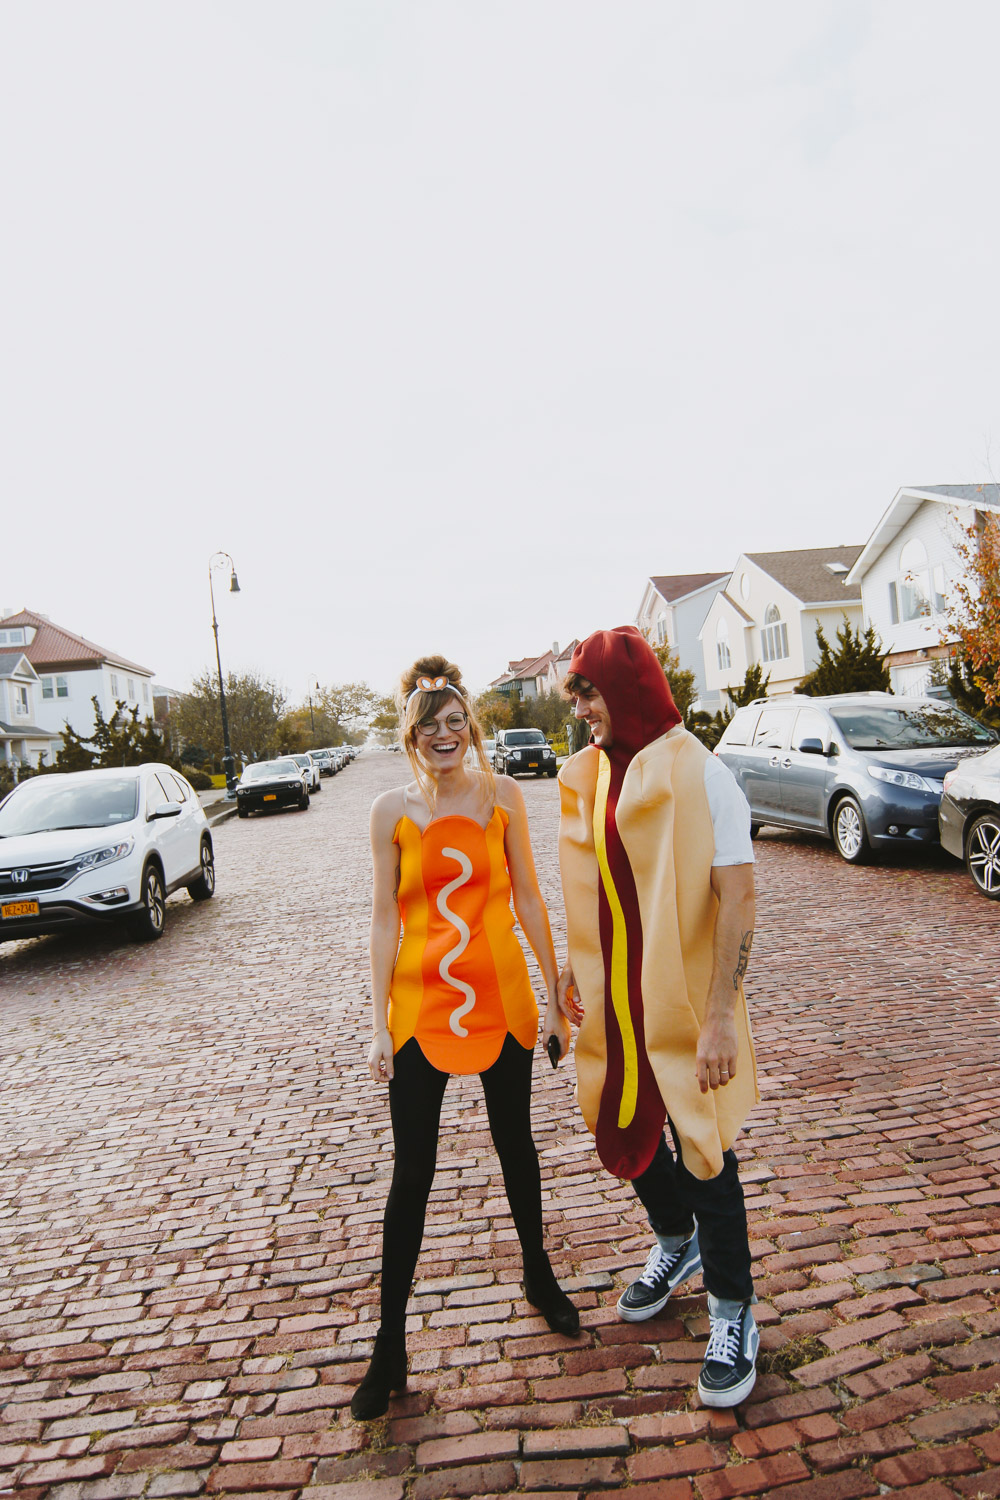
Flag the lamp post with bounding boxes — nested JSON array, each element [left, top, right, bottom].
[[208, 552, 241, 797], [307, 680, 319, 741]]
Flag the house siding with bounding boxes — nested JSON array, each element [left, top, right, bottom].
[[858, 500, 962, 695]]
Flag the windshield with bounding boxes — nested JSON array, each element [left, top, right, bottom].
[[0, 776, 139, 836], [504, 731, 546, 746], [242, 760, 299, 781], [830, 704, 995, 750]]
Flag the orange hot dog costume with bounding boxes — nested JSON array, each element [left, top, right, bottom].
[[387, 808, 539, 1074], [558, 627, 759, 1183]]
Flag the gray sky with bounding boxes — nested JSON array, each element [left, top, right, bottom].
[[3, 2, 999, 703]]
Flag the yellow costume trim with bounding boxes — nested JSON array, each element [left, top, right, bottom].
[[592, 751, 639, 1130]]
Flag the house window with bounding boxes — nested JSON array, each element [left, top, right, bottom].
[[142, 681, 149, 705], [15, 685, 29, 716], [43, 675, 68, 700], [0, 628, 25, 646], [761, 605, 789, 663], [42, 676, 54, 699], [57, 676, 68, 698], [127, 678, 135, 700], [110, 674, 119, 698], [716, 620, 731, 670], [656, 616, 668, 646]]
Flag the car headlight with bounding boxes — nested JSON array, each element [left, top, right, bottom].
[[868, 766, 937, 794], [72, 838, 134, 875]]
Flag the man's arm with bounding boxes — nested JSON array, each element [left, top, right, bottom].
[[696, 862, 755, 1094]]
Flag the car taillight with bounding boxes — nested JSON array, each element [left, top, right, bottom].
[[943, 770, 956, 793]]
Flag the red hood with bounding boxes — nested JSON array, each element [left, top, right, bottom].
[[570, 626, 681, 763]]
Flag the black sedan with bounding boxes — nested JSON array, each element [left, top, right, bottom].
[[236, 759, 310, 817], [939, 743, 1000, 898]]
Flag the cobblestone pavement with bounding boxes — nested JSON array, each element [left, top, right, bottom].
[[1, 752, 998, 1500]]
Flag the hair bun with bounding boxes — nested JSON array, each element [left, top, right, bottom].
[[399, 654, 464, 701]]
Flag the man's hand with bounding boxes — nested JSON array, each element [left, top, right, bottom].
[[696, 1009, 739, 1094], [556, 963, 584, 1025]]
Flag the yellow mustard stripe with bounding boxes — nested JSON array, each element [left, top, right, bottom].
[[592, 751, 639, 1129]]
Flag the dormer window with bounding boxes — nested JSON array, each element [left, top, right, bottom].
[[889, 539, 946, 623], [824, 561, 849, 576], [716, 619, 732, 670], [0, 628, 25, 646]]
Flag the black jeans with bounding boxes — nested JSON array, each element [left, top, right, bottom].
[[378, 1034, 549, 1339], [630, 1120, 754, 1304]]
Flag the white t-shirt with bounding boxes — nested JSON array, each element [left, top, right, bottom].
[[703, 754, 755, 867]]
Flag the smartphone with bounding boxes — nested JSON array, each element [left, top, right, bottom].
[[546, 1033, 561, 1069]]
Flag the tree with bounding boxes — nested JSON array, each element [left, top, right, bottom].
[[54, 697, 172, 770], [174, 670, 287, 764], [799, 619, 892, 696], [946, 510, 1000, 707], [947, 650, 1000, 732], [727, 663, 770, 709], [644, 636, 697, 721], [369, 695, 400, 747], [474, 691, 513, 735]]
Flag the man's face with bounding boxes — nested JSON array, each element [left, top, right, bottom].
[[572, 683, 613, 747]]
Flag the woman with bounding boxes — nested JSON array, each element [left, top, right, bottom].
[[353, 655, 577, 1421]]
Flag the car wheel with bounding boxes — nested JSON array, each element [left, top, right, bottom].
[[314, 780, 322, 792], [130, 862, 166, 942], [832, 796, 871, 864], [238, 805, 248, 818], [187, 839, 216, 901], [965, 811, 1000, 899], [749, 823, 760, 840], [299, 792, 310, 809], [547, 767, 557, 778]]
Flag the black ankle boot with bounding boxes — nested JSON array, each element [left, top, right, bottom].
[[350, 1331, 408, 1421], [524, 1267, 580, 1338]]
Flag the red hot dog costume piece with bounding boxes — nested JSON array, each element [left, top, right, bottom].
[[558, 627, 759, 1182]]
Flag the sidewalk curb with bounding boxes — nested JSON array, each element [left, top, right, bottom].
[[206, 801, 239, 828]]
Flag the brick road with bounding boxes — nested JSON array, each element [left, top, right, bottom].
[[1, 752, 998, 1499]]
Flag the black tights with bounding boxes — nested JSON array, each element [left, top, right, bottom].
[[379, 1033, 548, 1338]]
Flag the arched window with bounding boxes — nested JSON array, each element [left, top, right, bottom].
[[761, 605, 788, 663], [890, 537, 945, 623], [716, 619, 731, 670]]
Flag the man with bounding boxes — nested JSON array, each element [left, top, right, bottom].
[[555, 626, 759, 1407]]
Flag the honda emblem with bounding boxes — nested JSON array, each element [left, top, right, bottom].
[[11, 869, 29, 884]]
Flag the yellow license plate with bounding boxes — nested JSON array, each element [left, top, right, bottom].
[[263, 793, 277, 801], [2, 900, 39, 918]]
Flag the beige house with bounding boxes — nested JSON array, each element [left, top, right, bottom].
[[700, 546, 863, 701]]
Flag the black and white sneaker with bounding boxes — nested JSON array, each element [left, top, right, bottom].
[[697, 1302, 759, 1407], [616, 1230, 702, 1322]]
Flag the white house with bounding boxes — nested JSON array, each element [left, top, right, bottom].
[[635, 572, 729, 707], [699, 546, 864, 702], [846, 484, 1000, 697], [0, 609, 156, 759], [0, 650, 51, 768]]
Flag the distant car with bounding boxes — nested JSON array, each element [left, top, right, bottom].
[[715, 692, 998, 863], [494, 728, 558, 778], [483, 738, 497, 768], [939, 742, 1000, 899], [291, 753, 321, 791], [237, 759, 310, 817], [310, 750, 333, 777], [0, 764, 214, 945]]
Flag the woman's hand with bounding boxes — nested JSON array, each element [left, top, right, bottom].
[[556, 963, 583, 1026], [368, 1028, 394, 1083], [543, 997, 572, 1061]]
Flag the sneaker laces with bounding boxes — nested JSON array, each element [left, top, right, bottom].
[[637, 1241, 680, 1289], [704, 1314, 741, 1366]]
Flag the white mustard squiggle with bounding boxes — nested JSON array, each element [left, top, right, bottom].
[[437, 847, 477, 1036]]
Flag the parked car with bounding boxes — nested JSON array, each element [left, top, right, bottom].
[[0, 764, 214, 945], [494, 728, 558, 778], [236, 759, 310, 816], [714, 693, 997, 864], [291, 753, 322, 791], [939, 742, 1000, 899], [483, 738, 497, 768], [310, 750, 333, 777]]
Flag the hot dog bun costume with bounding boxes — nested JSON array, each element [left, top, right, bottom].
[[387, 807, 538, 1074], [558, 627, 759, 1183]]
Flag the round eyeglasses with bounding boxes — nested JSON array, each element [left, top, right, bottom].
[[415, 711, 469, 737]]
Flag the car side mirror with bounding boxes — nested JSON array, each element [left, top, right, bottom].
[[798, 738, 828, 756], [149, 803, 183, 819]]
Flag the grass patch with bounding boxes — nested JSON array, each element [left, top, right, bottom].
[[758, 1333, 829, 1376]]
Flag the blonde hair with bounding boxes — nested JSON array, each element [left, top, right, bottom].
[[396, 655, 495, 807]]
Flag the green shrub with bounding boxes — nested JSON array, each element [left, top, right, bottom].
[[181, 765, 214, 791]]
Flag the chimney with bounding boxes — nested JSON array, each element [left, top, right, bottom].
[[552, 641, 559, 656]]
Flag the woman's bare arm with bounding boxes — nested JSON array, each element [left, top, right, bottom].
[[368, 791, 403, 1081]]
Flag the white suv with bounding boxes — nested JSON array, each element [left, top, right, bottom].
[[0, 764, 215, 945]]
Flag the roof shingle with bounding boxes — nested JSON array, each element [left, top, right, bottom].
[[0, 610, 153, 675]]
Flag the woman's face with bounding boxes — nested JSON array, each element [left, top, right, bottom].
[[414, 696, 471, 773]]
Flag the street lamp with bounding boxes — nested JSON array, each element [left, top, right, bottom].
[[208, 552, 241, 797], [307, 680, 320, 741]]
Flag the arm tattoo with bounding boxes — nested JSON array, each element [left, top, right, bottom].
[[732, 930, 753, 990]]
